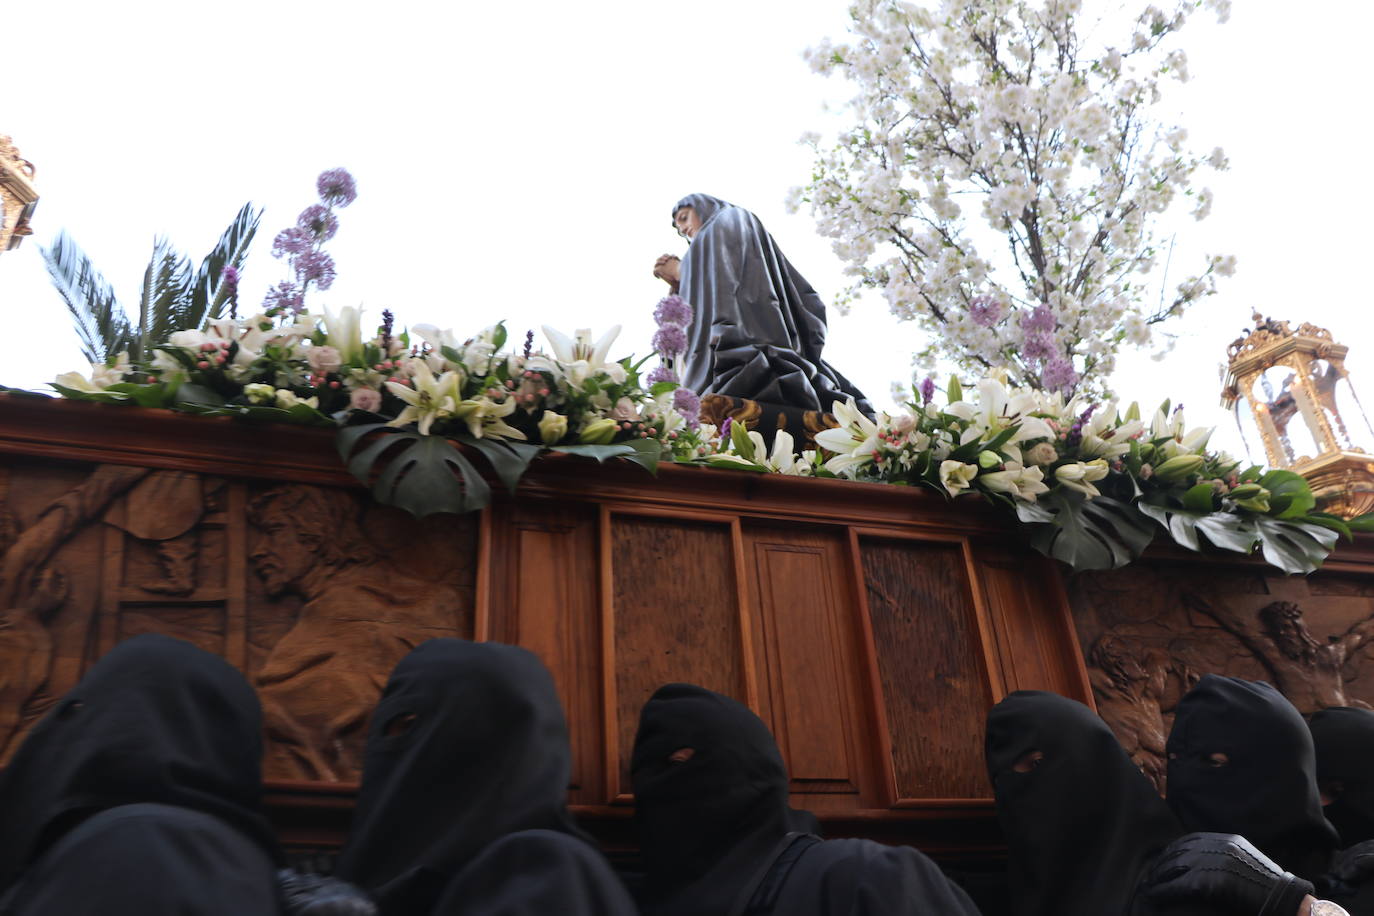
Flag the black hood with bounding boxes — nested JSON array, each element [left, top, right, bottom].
[[0, 633, 278, 894], [986, 690, 1184, 916], [335, 638, 585, 914], [1166, 675, 1338, 879], [631, 683, 794, 915], [1309, 706, 1374, 846]]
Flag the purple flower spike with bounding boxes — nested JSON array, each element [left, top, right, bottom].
[[263, 281, 304, 314], [720, 416, 733, 439], [673, 387, 701, 430], [968, 294, 1002, 327], [919, 376, 936, 403], [646, 365, 679, 386], [271, 227, 313, 259], [219, 265, 240, 294], [654, 295, 694, 328], [297, 204, 339, 241], [652, 325, 688, 358], [317, 168, 357, 207], [1042, 356, 1079, 393], [294, 250, 337, 290]]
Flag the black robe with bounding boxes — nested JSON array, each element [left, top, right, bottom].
[[632, 682, 978, 916], [1310, 706, 1374, 846], [0, 633, 281, 915], [333, 638, 635, 916], [672, 194, 872, 415], [985, 690, 1212, 916], [1166, 675, 1339, 882]]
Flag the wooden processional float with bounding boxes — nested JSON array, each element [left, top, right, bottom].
[[1, 393, 1373, 865]]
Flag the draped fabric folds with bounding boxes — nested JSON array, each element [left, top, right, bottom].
[[0, 634, 281, 914], [632, 682, 978, 916], [672, 194, 872, 415], [335, 639, 634, 916]]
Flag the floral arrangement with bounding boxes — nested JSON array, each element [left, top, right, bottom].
[[42, 169, 1369, 575]]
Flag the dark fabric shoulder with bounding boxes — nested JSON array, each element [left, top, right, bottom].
[[773, 838, 981, 916], [430, 829, 635, 916], [0, 803, 280, 916]]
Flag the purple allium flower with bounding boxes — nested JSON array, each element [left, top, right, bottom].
[[968, 294, 1002, 327], [654, 295, 694, 328], [646, 365, 679, 386], [919, 376, 936, 404], [1022, 329, 1055, 362], [271, 226, 313, 259], [293, 249, 337, 290], [652, 325, 688, 358], [316, 168, 357, 207], [1019, 303, 1058, 334], [297, 204, 339, 241], [263, 281, 305, 314], [673, 387, 701, 430], [1042, 355, 1079, 393]]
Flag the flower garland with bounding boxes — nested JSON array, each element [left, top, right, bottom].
[[43, 169, 1368, 574]]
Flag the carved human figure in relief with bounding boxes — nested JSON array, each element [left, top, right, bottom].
[[651, 194, 871, 415], [1187, 596, 1374, 713], [249, 485, 468, 781], [1088, 635, 1173, 790]]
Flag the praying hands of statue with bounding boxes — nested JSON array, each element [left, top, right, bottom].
[[653, 254, 681, 293]]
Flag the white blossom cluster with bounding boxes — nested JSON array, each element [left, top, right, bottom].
[[792, 0, 1234, 397]]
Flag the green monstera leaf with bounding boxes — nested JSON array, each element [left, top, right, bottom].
[[1016, 490, 1157, 571]]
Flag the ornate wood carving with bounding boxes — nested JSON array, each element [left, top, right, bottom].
[[7, 396, 1371, 857], [1070, 556, 1374, 791]]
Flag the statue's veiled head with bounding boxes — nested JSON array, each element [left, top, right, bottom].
[[671, 194, 732, 240]]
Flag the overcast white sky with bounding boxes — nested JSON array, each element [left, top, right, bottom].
[[2, 0, 1369, 463]]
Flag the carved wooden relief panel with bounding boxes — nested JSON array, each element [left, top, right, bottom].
[[0, 460, 478, 784], [1069, 557, 1374, 790]]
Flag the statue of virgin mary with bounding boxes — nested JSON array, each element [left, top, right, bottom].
[[654, 194, 872, 416]]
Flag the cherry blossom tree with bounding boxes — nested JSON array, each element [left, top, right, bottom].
[[792, 0, 1234, 397]]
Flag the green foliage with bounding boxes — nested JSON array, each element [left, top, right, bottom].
[[43, 203, 260, 363]]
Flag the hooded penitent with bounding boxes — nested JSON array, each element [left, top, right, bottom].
[[986, 690, 1197, 916], [334, 639, 633, 916], [1310, 706, 1374, 846], [0, 633, 281, 912], [1166, 675, 1338, 881], [631, 682, 794, 915], [670, 194, 872, 415], [633, 683, 979, 916]]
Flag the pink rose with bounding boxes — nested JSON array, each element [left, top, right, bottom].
[[307, 345, 343, 375], [349, 387, 382, 412]]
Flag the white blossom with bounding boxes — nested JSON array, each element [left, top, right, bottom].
[[798, 0, 1231, 397]]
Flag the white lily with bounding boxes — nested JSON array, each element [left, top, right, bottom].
[[1078, 403, 1145, 459], [542, 325, 623, 386], [1160, 425, 1214, 459], [323, 306, 365, 364], [978, 461, 1051, 502], [764, 431, 813, 476], [454, 396, 527, 440], [53, 370, 105, 393], [1055, 459, 1110, 498], [940, 460, 979, 495], [384, 361, 463, 435], [816, 398, 880, 477]]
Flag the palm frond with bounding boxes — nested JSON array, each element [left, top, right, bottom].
[[41, 232, 134, 365], [193, 202, 261, 323], [138, 237, 194, 360]]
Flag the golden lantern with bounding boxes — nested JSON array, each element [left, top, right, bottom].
[[1221, 313, 1374, 518], [0, 134, 38, 254]]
